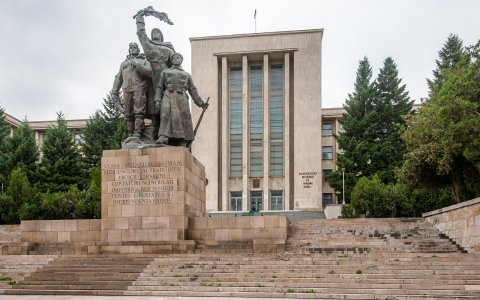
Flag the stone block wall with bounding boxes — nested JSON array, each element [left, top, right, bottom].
[[423, 197, 480, 253], [21, 220, 101, 244], [20, 219, 101, 254], [187, 215, 288, 253]]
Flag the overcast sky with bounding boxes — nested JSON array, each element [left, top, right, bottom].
[[0, 0, 479, 121]]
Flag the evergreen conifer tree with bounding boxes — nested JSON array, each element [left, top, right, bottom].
[[327, 57, 377, 201], [82, 94, 127, 168], [36, 112, 87, 192], [0, 106, 11, 188], [327, 57, 413, 203], [5, 120, 39, 182], [371, 57, 413, 183], [0, 106, 9, 142], [427, 34, 464, 97]]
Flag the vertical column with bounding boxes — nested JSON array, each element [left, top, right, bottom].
[[284, 52, 291, 210], [221, 56, 228, 211], [242, 55, 249, 211], [262, 54, 270, 210]]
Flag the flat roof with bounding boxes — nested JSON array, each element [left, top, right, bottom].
[[190, 28, 323, 42]]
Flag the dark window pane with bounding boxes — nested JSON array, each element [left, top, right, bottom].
[[322, 146, 333, 160], [229, 67, 242, 178]]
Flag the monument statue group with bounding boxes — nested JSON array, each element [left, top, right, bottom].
[[111, 6, 208, 149]]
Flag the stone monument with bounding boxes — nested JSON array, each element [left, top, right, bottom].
[[102, 6, 208, 253]]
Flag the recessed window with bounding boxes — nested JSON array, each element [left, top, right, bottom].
[[249, 65, 263, 177], [230, 192, 242, 211], [323, 169, 332, 181], [322, 146, 333, 160], [322, 193, 333, 206], [322, 123, 333, 136], [270, 64, 284, 177], [229, 67, 242, 178], [250, 191, 263, 211], [270, 191, 283, 210]]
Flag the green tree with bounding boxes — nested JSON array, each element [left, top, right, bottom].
[[0, 106, 11, 187], [427, 34, 464, 97], [350, 175, 387, 217], [399, 40, 480, 203], [328, 57, 412, 201], [0, 168, 38, 224], [82, 94, 127, 168], [348, 175, 416, 218], [371, 57, 413, 183], [4, 120, 39, 182], [36, 113, 87, 192], [327, 57, 377, 202]]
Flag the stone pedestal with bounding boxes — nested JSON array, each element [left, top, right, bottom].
[[100, 147, 206, 253]]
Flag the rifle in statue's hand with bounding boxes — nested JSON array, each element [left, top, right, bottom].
[[193, 97, 209, 137], [187, 97, 210, 150]]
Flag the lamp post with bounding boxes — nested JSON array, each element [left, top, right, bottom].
[[341, 168, 345, 205]]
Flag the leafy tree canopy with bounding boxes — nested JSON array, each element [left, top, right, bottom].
[[399, 40, 480, 203]]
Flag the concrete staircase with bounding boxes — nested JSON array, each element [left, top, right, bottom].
[[4, 255, 155, 296], [286, 218, 466, 254], [2, 218, 480, 299], [0, 255, 57, 287], [127, 253, 480, 299]]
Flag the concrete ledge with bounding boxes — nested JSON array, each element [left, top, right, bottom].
[[423, 197, 480, 217]]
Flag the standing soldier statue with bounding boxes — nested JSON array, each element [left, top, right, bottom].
[[111, 42, 152, 147], [155, 52, 208, 148], [134, 6, 175, 142]]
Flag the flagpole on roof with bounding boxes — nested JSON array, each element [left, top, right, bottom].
[[254, 9, 257, 33]]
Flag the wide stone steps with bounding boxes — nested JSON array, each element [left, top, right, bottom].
[[2, 218, 479, 298], [4, 255, 154, 296], [285, 218, 465, 254], [3, 253, 480, 298], [120, 253, 480, 299]]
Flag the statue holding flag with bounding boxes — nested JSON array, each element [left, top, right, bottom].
[[134, 6, 176, 143]]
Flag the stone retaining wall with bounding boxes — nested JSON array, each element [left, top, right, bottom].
[[187, 215, 288, 253], [20, 219, 101, 254], [423, 197, 480, 253]]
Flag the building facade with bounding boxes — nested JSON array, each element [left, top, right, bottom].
[[4, 113, 87, 146], [190, 29, 340, 212]]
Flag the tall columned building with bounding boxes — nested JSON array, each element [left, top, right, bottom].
[[190, 29, 324, 212]]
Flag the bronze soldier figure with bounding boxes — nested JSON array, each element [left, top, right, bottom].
[[154, 53, 208, 147], [111, 42, 152, 142], [135, 8, 175, 141]]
